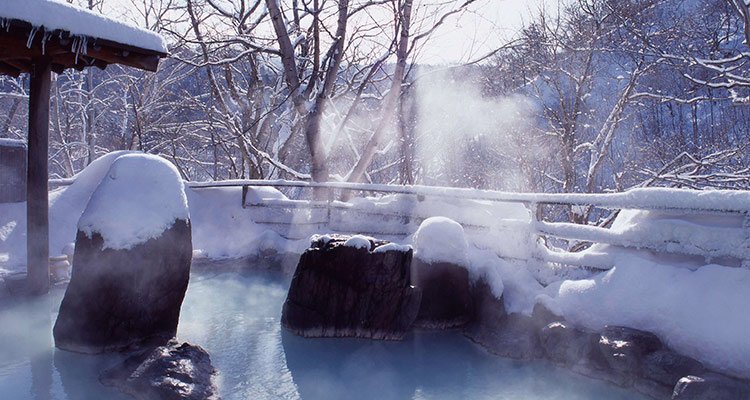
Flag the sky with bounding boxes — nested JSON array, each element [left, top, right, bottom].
[[416, 0, 544, 64], [104, 0, 543, 64]]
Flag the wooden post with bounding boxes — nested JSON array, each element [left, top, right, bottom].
[[27, 58, 51, 295]]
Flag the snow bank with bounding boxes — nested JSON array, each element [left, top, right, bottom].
[[77, 153, 188, 250], [413, 217, 469, 265], [542, 253, 750, 379], [0, 0, 168, 53]]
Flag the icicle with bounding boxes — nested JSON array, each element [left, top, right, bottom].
[[42, 31, 52, 55], [26, 27, 38, 48], [71, 35, 90, 64]]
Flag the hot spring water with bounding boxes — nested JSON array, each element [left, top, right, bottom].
[[0, 269, 646, 399]]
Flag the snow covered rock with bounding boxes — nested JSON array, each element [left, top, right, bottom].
[[100, 340, 219, 400], [54, 154, 192, 353], [281, 234, 421, 340], [413, 217, 469, 265], [410, 217, 475, 329]]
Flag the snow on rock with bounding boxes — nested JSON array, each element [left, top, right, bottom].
[[77, 153, 188, 250], [543, 253, 750, 379], [343, 235, 372, 250], [413, 217, 469, 265], [372, 242, 412, 253], [1, 151, 133, 271], [0, 0, 168, 53], [49, 151, 133, 256]]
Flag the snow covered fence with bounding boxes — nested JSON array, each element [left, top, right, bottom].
[[49, 178, 750, 270], [185, 180, 750, 270]]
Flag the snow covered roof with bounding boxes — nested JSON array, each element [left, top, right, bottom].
[[0, 0, 168, 54]]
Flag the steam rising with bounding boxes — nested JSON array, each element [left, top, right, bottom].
[[415, 70, 541, 190]]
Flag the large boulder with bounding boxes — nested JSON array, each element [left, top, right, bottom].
[[281, 234, 421, 340], [411, 258, 473, 329], [100, 340, 219, 400], [411, 217, 474, 329], [54, 154, 192, 353]]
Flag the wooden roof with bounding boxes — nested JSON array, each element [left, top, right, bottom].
[[0, 19, 167, 77]]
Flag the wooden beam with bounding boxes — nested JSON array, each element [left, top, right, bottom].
[[27, 57, 51, 295], [0, 61, 20, 77], [0, 22, 165, 76]]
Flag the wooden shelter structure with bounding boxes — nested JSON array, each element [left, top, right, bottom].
[[0, 1, 167, 294]]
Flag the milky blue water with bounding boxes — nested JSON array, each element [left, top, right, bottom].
[[0, 269, 646, 399]]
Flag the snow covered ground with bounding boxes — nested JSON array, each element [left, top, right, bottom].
[[1, 152, 749, 380]]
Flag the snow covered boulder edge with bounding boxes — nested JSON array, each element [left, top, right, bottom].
[[54, 154, 192, 354]]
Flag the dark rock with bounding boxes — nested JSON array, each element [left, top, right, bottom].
[[411, 258, 473, 329], [463, 278, 542, 359], [101, 340, 219, 400], [53, 219, 193, 353], [644, 350, 705, 387], [281, 235, 421, 340], [596, 325, 663, 383], [672, 373, 750, 400], [530, 302, 561, 330], [539, 321, 598, 366], [634, 378, 674, 400]]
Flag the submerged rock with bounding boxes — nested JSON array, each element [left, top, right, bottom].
[[101, 340, 219, 400], [281, 235, 421, 340], [54, 154, 192, 353], [411, 258, 473, 329]]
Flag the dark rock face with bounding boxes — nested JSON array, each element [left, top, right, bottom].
[[411, 258, 473, 329], [101, 340, 219, 400], [672, 373, 750, 400], [644, 350, 705, 387], [463, 279, 543, 359], [597, 325, 663, 381], [281, 235, 421, 340], [539, 321, 597, 366], [54, 219, 192, 353]]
